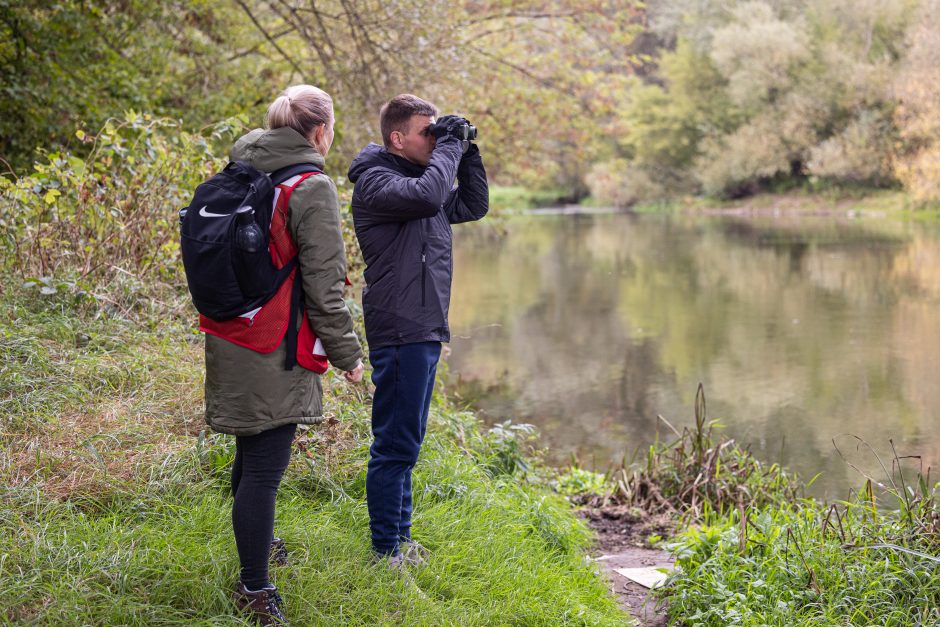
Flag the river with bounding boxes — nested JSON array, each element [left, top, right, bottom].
[[447, 208, 940, 499]]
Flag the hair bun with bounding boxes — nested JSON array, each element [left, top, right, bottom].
[[264, 85, 334, 137]]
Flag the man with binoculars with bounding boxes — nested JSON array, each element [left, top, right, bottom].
[[348, 94, 488, 565]]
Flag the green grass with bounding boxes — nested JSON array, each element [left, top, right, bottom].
[[488, 186, 568, 212], [609, 389, 940, 626], [569, 386, 940, 625], [1, 452, 621, 625], [592, 189, 940, 217], [0, 287, 627, 626], [1, 294, 202, 433], [662, 502, 940, 626]]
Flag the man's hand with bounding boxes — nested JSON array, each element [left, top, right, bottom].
[[460, 142, 480, 160], [429, 115, 468, 139], [344, 360, 364, 383]]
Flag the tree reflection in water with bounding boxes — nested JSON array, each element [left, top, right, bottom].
[[448, 211, 940, 499]]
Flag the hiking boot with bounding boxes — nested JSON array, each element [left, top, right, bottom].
[[233, 581, 289, 626], [372, 551, 430, 598], [372, 551, 406, 570], [400, 539, 430, 566], [270, 537, 288, 567]]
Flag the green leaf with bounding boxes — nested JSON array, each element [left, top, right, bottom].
[[68, 156, 86, 175]]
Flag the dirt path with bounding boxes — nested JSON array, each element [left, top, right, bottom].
[[593, 547, 674, 625], [581, 505, 676, 626]]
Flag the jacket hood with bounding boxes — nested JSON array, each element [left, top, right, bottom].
[[347, 142, 426, 183], [231, 127, 325, 172]]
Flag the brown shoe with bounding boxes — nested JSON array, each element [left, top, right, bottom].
[[270, 537, 288, 567], [233, 581, 289, 626]]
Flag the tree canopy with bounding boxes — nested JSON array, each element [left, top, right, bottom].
[[2, 0, 939, 204]]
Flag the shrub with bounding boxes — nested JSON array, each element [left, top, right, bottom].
[[695, 117, 791, 197], [0, 113, 245, 291], [892, 0, 940, 205], [586, 160, 668, 206], [808, 109, 896, 186]]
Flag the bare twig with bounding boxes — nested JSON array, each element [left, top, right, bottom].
[[233, 0, 305, 76]]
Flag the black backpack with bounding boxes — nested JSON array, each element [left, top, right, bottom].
[[179, 160, 320, 321]]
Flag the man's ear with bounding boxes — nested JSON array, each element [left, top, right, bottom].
[[389, 130, 404, 151]]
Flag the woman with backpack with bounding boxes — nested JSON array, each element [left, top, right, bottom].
[[203, 85, 364, 625]]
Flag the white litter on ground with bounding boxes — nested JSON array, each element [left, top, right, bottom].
[[613, 567, 670, 589]]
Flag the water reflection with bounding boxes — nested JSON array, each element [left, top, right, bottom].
[[448, 212, 940, 498]]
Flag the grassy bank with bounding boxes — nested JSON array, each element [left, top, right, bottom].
[[501, 185, 940, 219], [0, 288, 626, 625], [488, 186, 572, 213], [624, 189, 940, 218], [569, 387, 940, 626], [664, 499, 940, 624]]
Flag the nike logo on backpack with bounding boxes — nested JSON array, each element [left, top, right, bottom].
[[199, 205, 228, 218]]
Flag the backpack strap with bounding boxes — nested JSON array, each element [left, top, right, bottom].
[[284, 268, 304, 370], [271, 162, 321, 186], [271, 164, 321, 370]]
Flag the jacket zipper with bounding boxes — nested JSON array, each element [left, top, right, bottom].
[[421, 244, 427, 307]]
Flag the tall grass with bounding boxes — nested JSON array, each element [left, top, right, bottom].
[[1, 439, 623, 625], [588, 385, 803, 522], [606, 389, 940, 625], [662, 492, 940, 625], [558, 384, 940, 624]]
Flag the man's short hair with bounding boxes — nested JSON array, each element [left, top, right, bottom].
[[380, 94, 438, 148]]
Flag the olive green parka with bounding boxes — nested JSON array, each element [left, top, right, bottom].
[[204, 127, 363, 436]]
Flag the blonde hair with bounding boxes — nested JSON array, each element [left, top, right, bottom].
[[265, 85, 334, 138]]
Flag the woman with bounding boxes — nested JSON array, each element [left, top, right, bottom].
[[203, 84, 364, 626]]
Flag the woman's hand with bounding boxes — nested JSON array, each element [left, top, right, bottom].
[[344, 360, 364, 383]]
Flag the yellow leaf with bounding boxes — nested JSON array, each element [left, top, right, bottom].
[[43, 189, 61, 205]]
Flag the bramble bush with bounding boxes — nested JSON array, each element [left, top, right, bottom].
[[0, 113, 246, 297]]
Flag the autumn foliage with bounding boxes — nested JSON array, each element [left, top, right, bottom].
[[2, 1, 939, 205]]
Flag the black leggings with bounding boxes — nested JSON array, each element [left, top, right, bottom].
[[231, 423, 297, 590]]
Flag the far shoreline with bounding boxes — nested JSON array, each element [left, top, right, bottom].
[[491, 187, 940, 220]]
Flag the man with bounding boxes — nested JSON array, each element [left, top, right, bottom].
[[348, 94, 488, 563]]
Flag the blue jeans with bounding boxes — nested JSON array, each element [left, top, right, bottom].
[[366, 342, 441, 555]]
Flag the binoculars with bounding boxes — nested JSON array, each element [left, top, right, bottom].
[[429, 121, 478, 142], [451, 122, 477, 142]]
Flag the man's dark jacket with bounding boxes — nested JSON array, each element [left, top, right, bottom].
[[348, 135, 488, 349]]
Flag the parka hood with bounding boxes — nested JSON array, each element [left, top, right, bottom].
[[347, 142, 426, 183], [231, 127, 325, 172]]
